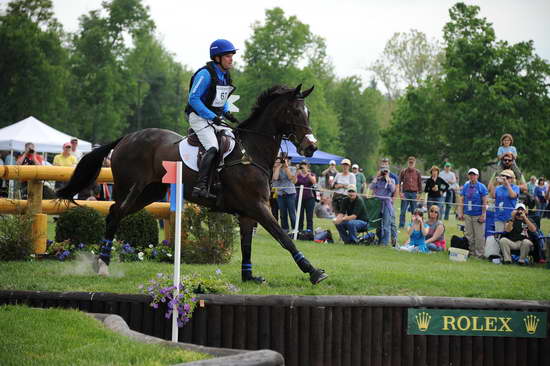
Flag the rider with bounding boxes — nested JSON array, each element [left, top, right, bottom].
[[185, 39, 239, 199]]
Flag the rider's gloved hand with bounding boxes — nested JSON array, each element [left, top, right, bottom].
[[224, 112, 239, 123], [212, 116, 225, 125]]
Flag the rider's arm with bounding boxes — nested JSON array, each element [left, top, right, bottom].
[[188, 69, 217, 120]]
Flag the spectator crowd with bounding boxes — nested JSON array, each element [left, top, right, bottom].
[[268, 133, 548, 267]]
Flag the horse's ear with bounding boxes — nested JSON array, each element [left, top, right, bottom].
[[301, 86, 314, 98], [294, 84, 303, 97]]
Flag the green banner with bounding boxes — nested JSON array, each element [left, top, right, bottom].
[[407, 309, 547, 338]]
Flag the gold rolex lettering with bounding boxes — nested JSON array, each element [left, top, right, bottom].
[[498, 317, 512, 332], [442, 316, 456, 330], [485, 317, 497, 331], [457, 316, 471, 331]]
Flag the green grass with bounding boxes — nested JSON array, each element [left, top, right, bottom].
[[0, 305, 209, 366], [4, 209, 549, 301]]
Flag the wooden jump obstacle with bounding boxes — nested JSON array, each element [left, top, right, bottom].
[[0, 165, 172, 253]]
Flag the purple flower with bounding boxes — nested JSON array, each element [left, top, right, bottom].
[[183, 303, 190, 312], [152, 303, 159, 309]]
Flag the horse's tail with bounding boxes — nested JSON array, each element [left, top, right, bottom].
[[57, 137, 123, 202]]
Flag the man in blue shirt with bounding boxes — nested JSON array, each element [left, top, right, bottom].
[[457, 168, 488, 258], [186, 39, 238, 199]]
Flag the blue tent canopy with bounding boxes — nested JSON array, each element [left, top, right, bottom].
[[279, 141, 344, 165]]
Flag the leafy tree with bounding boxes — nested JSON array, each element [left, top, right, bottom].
[[369, 29, 443, 100], [68, 0, 154, 142], [0, 0, 70, 128], [383, 3, 550, 176], [124, 33, 191, 135], [327, 76, 381, 171]]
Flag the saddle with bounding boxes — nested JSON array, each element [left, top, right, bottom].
[[187, 128, 232, 166]]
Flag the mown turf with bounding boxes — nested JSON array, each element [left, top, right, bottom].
[[0, 305, 209, 366]]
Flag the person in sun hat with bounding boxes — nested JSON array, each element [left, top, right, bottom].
[[332, 184, 368, 244], [457, 167, 489, 258], [331, 158, 356, 214]]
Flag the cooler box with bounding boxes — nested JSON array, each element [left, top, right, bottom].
[[449, 247, 469, 262]]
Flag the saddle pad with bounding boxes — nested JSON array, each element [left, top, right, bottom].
[[178, 138, 236, 172]]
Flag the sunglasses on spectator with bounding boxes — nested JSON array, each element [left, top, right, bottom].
[[503, 159, 513, 162], [64, 146, 71, 149], [429, 209, 439, 213]]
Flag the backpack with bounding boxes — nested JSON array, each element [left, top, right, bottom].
[[297, 230, 314, 241], [314, 229, 334, 243], [451, 235, 469, 250]]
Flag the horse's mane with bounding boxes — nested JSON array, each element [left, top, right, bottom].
[[237, 85, 294, 130]]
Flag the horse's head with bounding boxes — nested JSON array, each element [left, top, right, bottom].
[[281, 84, 317, 157]]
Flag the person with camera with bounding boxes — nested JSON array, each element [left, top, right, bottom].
[[488, 152, 526, 195], [492, 169, 520, 233], [499, 203, 536, 265], [398, 208, 429, 252], [332, 184, 368, 244], [457, 168, 489, 258], [272, 154, 297, 235], [16, 142, 43, 166], [295, 160, 317, 233], [369, 165, 396, 246]]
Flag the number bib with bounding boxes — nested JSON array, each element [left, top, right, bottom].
[[212, 85, 234, 107]]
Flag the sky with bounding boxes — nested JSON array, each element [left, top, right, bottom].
[[20, 0, 550, 84]]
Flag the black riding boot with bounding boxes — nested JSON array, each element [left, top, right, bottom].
[[192, 147, 217, 199]]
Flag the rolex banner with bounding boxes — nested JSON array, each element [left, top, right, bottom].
[[407, 309, 547, 338]]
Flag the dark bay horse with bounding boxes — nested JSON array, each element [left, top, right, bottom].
[[57, 84, 328, 284]]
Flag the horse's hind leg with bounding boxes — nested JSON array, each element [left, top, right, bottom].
[[239, 216, 265, 283]]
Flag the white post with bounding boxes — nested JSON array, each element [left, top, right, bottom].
[[171, 162, 183, 342], [293, 185, 304, 240]]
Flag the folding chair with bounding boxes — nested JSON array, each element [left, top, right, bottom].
[[357, 197, 382, 245]]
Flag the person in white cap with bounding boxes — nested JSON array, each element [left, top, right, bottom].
[[492, 169, 520, 233], [331, 158, 356, 214], [351, 163, 366, 194], [332, 184, 368, 244], [457, 167, 489, 258], [499, 202, 536, 265]]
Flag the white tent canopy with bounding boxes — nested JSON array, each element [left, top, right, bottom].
[[0, 116, 92, 153]]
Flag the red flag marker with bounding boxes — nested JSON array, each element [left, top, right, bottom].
[[162, 161, 178, 183]]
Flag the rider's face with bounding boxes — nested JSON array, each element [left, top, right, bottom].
[[219, 53, 234, 70]]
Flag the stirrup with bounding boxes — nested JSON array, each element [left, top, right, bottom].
[[192, 186, 216, 199]]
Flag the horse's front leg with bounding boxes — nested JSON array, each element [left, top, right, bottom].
[[254, 202, 328, 285], [238, 216, 265, 283]]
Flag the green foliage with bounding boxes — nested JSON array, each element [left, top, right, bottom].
[[369, 29, 443, 99], [383, 2, 550, 175], [116, 209, 159, 251], [180, 204, 236, 264], [0, 214, 33, 261], [55, 206, 104, 245], [0, 0, 70, 128]]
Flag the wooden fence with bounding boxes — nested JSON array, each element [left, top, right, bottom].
[[1, 290, 548, 366], [0, 165, 173, 252]]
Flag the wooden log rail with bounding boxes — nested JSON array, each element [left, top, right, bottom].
[[0, 165, 172, 253]]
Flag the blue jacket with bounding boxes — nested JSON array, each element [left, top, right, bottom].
[[186, 62, 233, 120]]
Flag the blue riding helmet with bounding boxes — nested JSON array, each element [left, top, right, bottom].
[[210, 39, 237, 59]]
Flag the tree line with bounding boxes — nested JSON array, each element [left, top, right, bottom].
[[1, 1, 549, 176]]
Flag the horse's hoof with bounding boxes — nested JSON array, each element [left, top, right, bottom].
[[97, 258, 109, 276], [242, 275, 266, 284], [310, 269, 328, 285]]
